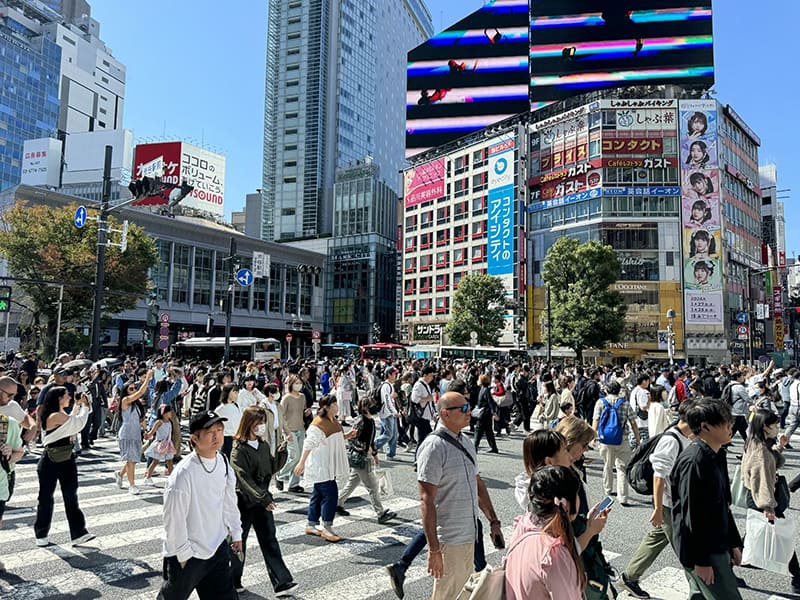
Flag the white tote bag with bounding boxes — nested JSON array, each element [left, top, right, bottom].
[[742, 509, 797, 575]]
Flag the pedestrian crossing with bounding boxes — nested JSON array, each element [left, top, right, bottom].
[[1, 435, 796, 599]]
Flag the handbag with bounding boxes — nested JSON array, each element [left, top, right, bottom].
[[731, 464, 748, 509], [775, 474, 790, 518], [154, 437, 176, 456], [46, 444, 74, 463], [742, 508, 797, 575], [455, 531, 540, 600], [272, 439, 288, 473], [347, 446, 367, 469], [472, 406, 485, 420]]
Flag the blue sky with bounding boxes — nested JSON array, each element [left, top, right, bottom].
[[91, 1, 798, 254]]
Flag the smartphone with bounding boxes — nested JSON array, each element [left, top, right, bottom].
[[596, 495, 615, 512]]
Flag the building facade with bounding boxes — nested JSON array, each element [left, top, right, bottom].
[[260, 0, 433, 241], [0, 185, 325, 357]]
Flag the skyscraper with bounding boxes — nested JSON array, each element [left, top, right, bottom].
[[261, 0, 433, 242]]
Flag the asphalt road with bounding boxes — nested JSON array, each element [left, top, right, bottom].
[[0, 422, 797, 600]]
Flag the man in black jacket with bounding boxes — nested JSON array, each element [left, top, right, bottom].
[[670, 399, 743, 599]]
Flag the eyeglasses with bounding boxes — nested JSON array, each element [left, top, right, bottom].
[[0, 388, 15, 397], [444, 404, 471, 414]]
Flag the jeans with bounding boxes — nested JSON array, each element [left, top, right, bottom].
[[158, 541, 238, 600], [232, 496, 293, 590], [278, 429, 304, 487], [374, 415, 398, 458], [338, 461, 385, 516], [307, 480, 338, 526], [34, 453, 88, 540]]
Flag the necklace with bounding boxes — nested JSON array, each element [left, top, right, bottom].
[[196, 452, 218, 474]]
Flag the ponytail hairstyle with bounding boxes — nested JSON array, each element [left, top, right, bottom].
[[317, 394, 338, 419], [527, 465, 586, 589]]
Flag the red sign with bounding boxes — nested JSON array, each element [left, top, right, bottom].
[[780, 252, 786, 268], [540, 143, 588, 172], [160, 313, 170, 323], [286, 333, 293, 343], [774, 287, 783, 313], [601, 138, 663, 155], [601, 157, 676, 168], [312, 329, 321, 340]]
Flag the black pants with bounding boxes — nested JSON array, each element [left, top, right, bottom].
[[494, 406, 512, 435], [158, 541, 238, 600], [414, 419, 432, 463], [0, 469, 15, 519], [34, 453, 88, 540], [513, 399, 533, 432], [82, 404, 103, 446], [473, 412, 498, 451], [732, 415, 748, 442], [232, 497, 293, 590]]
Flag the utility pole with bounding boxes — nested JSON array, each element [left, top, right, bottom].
[[89, 145, 112, 361], [223, 237, 237, 364], [546, 285, 552, 363]]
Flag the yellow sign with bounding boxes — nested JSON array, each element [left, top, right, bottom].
[[775, 316, 784, 350]]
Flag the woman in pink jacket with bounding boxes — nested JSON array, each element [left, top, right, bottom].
[[505, 465, 585, 600]]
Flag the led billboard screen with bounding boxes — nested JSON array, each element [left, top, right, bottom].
[[529, 1, 714, 108], [405, 0, 530, 157]]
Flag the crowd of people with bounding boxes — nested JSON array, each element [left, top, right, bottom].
[[0, 348, 798, 599]]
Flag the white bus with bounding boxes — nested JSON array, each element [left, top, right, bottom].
[[173, 337, 281, 363]]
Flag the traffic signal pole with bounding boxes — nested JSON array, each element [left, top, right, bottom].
[[223, 237, 237, 364], [89, 145, 112, 361]]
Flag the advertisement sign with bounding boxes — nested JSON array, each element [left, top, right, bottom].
[[414, 323, 443, 341], [602, 157, 676, 169], [404, 158, 445, 208], [21, 138, 61, 187], [601, 137, 665, 155], [614, 108, 676, 130], [679, 99, 722, 327], [487, 139, 515, 276], [132, 142, 226, 216], [775, 316, 784, 350]]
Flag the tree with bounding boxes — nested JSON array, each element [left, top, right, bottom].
[[542, 237, 626, 363], [0, 203, 159, 357], [444, 273, 506, 346]]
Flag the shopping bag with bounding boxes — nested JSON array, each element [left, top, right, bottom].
[[375, 468, 393, 498], [742, 509, 797, 575], [730, 464, 748, 509], [455, 565, 504, 600]]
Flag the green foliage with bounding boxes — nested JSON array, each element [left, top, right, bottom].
[[445, 274, 507, 346], [542, 237, 627, 362], [0, 203, 159, 355]]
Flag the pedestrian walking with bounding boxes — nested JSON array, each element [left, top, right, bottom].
[[0, 407, 24, 570], [215, 383, 242, 459], [114, 369, 153, 495], [33, 386, 94, 547], [373, 367, 400, 459], [472, 374, 499, 452], [276, 377, 306, 493], [157, 410, 242, 600], [230, 406, 298, 597], [143, 405, 177, 485], [294, 395, 350, 542]]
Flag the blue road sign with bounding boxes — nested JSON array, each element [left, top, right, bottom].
[[74, 205, 87, 228], [736, 311, 749, 324], [236, 268, 254, 287]]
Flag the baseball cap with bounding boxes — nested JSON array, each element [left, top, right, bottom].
[[53, 366, 67, 376], [189, 410, 227, 434], [385, 366, 398, 376]]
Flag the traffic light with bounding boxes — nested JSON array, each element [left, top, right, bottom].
[[128, 176, 157, 199], [168, 180, 194, 208], [0, 286, 11, 312], [146, 303, 160, 327]]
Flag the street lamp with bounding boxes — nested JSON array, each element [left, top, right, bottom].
[[666, 308, 676, 365]]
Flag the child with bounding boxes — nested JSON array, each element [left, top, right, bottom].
[[143, 404, 176, 485]]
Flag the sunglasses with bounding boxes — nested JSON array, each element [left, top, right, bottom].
[[444, 404, 471, 414]]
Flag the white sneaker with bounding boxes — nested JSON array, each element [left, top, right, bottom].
[[128, 485, 140, 495], [71, 533, 96, 546], [143, 477, 154, 486], [114, 472, 124, 489], [35, 537, 50, 547]]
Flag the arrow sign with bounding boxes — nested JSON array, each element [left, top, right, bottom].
[[74, 205, 87, 228], [236, 268, 254, 287]]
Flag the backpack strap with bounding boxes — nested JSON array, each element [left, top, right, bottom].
[[432, 429, 475, 466], [501, 530, 543, 566]]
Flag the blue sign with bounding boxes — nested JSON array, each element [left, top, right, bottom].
[[74, 205, 87, 228], [527, 186, 681, 213], [487, 143, 515, 276], [236, 268, 254, 287], [736, 311, 748, 324], [527, 188, 601, 212]]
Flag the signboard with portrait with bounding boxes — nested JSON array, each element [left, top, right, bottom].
[[404, 158, 445, 208]]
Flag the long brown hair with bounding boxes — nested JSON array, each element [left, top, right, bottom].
[[234, 405, 267, 444]]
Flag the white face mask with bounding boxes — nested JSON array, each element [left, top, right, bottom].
[[272, 393, 281, 402], [292, 383, 303, 392], [254, 423, 266, 437]]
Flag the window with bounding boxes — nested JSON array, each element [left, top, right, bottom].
[[435, 273, 449, 290], [473, 148, 488, 167], [454, 154, 469, 174], [472, 244, 486, 263], [454, 177, 470, 198], [420, 210, 433, 229], [288, 16, 301, 24], [405, 214, 417, 230], [404, 235, 416, 251], [193, 248, 213, 306], [419, 299, 431, 315], [172, 244, 191, 304], [454, 200, 469, 221], [285, 128, 298, 135], [436, 229, 449, 246], [453, 271, 465, 288], [268, 265, 282, 312], [284, 160, 297, 168], [453, 248, 465, 265], [404, 279, 416, 294], [419, 276, 432, 293], [436, 206, 449, 224], [472, 172, 487, 193], [472, 195, 487, 213], [472, 221, 485, 238], [420, 232, 432, 249], [404, 257, 417, 272], [420, 254, 433, 271], [435, 251, 449, 268], [453, 224, 467, 242], [435, 296, 450, 314], [283, 176, 296, 183], [284, 144, 297, 151], [404, 300, 416, 316]]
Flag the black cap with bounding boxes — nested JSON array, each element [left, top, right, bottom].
[[189, 410, 227, 434]]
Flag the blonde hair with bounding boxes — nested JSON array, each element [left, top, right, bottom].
[[554, 416, 596, 451]]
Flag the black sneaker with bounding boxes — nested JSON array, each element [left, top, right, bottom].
[[620, 573, 650, 599], [275, 479, 284, 491], [336, 505, 350, 517], [288, 485, 305, 494], [385, 563, 406, 599], [377, 510, 396, 524], [784, 443, 794, 450], [275, 581, 299, 597]]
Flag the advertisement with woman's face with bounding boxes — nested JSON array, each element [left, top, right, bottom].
[[684, 258, 722, 291], [681, 138, 718, 170], [682, 169, 719, 202], [683, 228, 721, 260], [682, 195, 720, 228]]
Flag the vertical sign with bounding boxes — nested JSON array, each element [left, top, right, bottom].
[[679, 100, 722, 326], [487, 138, 515, 276]]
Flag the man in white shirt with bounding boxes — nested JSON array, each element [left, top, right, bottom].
[[410, 366, 437, 452], [656, 368, 673, 394], [631, 373, 652, 443], [158, 411, 242, 600], [374, 367, 400, 459]]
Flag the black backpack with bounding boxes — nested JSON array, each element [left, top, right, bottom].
[[720, 382, 734, 406], [626, 428, 683, 496], [369, 382, 389, 415]]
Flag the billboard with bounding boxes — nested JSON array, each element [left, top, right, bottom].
[[529, 1, 714, 108], [132, 142, 225, 216], [405, 0, 530, 156], [21, 138, 62, 187], [403, 158, 445, 208], [487, 138, 515, 276], [678, 99, 721, 326]]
